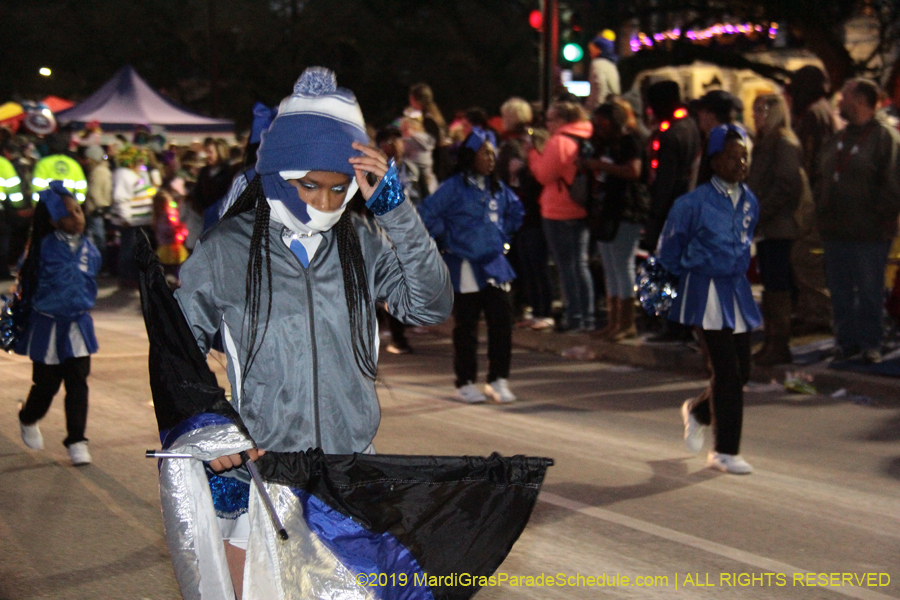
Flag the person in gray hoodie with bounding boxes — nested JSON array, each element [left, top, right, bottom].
[[174, 67, 453, 596]]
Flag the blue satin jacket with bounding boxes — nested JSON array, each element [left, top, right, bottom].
[[15, 232, 101, 361], [656, 179, 762, 330], [418, 173, 524, 292]]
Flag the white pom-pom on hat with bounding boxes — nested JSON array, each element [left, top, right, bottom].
[[294, 67, 337, 96]]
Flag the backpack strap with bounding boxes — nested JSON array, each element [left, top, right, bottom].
[[557, 133, 587, 190]]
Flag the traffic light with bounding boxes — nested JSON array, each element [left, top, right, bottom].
[[529, 9, 542, 31], [558, 3, 584, 64], [562, 42, 583, 62]]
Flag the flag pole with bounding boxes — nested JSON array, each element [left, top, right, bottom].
[[146, 449, 290, 540]]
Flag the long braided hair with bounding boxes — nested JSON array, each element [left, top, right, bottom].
[[18, 202, 56, 315], [221, 175, 377, 386]]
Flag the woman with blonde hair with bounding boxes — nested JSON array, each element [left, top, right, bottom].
[[500, 97, 533, 135], [497, 97, 554, 329], [747, 93, 811, 365], [408, 83, 450, 184]]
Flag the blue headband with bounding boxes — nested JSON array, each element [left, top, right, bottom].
[[707, 123, 748, 156], [464, 127, 496, 152], [39, 180, 72, 223]]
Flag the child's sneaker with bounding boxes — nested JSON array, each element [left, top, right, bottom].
[[68, 441, 92, 466], [484, 379, 516, 403], [707, 451, 752, 474], [456, 383, 487, 404], [20, 421, 44, 450]]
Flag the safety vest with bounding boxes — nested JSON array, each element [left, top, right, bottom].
[[31, 154, 87, 202], [0, 156, 24, 204]]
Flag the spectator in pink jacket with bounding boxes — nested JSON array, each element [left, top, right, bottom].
[[527, 101, 595, 332]]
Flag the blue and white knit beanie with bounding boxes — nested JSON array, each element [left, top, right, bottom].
[[255, 67, 368, 224]]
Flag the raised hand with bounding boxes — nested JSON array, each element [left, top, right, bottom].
[[348, 141, 389, 201]]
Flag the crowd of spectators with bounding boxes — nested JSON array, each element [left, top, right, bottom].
[[3, 61, 900, 370]]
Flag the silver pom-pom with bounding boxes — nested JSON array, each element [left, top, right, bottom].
[[0, 294, 24, 353], [294, 67, 337, 96], [636, 256, 679, 316]]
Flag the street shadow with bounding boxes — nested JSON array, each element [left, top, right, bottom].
[[76, 462, 167, 517], [858, 411, 900, 442], [885, 457, 900, 481], [0, 544, 169, 597], [503, 403, 591, 414], [93, 283, 142, 312], [0, 460, 59, 475], [532, 458, 719, 527]]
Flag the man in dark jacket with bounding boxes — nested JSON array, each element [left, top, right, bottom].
[[644, 80, 701, 252], [693, 90, 746, 186], [816, 78, 900, 363], [643, 80, 701, 342]]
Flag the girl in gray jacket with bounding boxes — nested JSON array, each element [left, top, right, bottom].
[[174, 67, 453, 596]]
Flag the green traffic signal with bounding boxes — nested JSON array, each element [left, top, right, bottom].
[[562, 42, 584, 62]]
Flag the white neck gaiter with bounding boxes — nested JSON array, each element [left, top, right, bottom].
[[267, 169, 359, 236]]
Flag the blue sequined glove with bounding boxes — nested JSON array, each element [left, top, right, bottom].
[[365, 161, 406, 216]]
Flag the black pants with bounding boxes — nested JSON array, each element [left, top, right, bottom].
[[756, 239, 794, 292], [388, 314, 409, 348], [453, 288, 513, 387], [515, 227, 553, 318], [19, 357, 91, 447], [687, 330, 750, 455]]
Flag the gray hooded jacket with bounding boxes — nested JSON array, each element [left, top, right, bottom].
[[175, 199, 452, 453]]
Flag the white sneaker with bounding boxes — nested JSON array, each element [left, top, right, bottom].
[[456, 383, 487, 404], [530, 318, 555, 331], [20, 421, 44, 450], [484, 378, 517, 403], [681, 399, 705, 454], [707, 451, 752, 474], [385, 343, 412, 355], [68, 441, 92, 466]]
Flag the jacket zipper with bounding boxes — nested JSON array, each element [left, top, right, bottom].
[[303, 267, 321, 448]]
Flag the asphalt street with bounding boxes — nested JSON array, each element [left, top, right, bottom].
[[1, 287, 898, 600]]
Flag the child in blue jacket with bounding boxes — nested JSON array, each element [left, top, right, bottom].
[[657, 125, 762, 474], [419, 128, 525, 403], [16, 180, 101, 466]]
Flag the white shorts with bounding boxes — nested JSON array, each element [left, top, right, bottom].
[[217, 443, 376, 550]]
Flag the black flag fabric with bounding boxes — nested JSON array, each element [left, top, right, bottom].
[[136, 232, 553, 600]]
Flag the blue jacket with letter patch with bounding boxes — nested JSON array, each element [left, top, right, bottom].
[[656, 180, 762, 330]]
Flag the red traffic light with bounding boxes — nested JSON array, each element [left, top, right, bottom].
[[529, 9, 543, 30]]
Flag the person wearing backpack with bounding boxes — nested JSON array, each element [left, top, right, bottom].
[[527, 101, 596, 332]]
